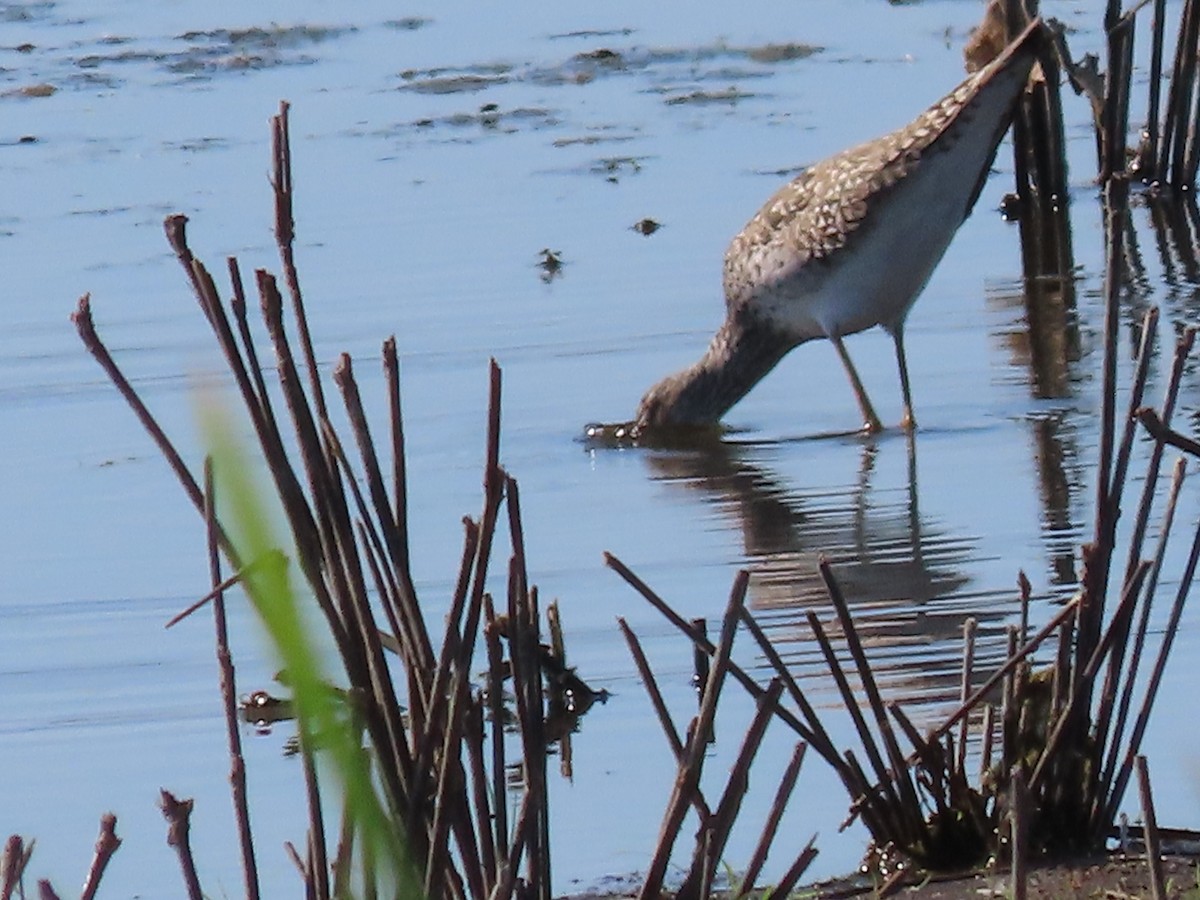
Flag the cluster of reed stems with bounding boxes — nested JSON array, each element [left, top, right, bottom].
[[63, 102, 567, 900], [607, 305, 1196, 890], [614, 569, 817, 900], [599, 2, 1200, 885]]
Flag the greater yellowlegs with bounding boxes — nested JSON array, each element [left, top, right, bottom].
[[635, 20, 1042, 433]]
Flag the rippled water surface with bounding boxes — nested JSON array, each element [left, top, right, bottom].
[[5, 0, 1200, 894]]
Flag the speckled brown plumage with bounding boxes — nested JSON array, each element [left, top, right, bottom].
[[636, 19, 1043, 432], [725, 79, 997, 290]]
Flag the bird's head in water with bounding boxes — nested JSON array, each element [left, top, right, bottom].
[[635, 371, 712, 429]]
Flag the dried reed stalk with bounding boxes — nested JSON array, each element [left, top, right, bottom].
[[160, 790, 203, 900], [80, 815, 120, 900], [203, 460, 260, 900], [618, 574, 816, 898]]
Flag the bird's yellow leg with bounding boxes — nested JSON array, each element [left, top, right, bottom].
[[892, 327, 916, 432], [830, 335, 883, 434]]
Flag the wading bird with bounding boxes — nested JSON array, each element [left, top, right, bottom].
[[635, 20, 1042, 434]]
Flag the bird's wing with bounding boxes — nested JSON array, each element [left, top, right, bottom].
[[722, 74, 1007, 304]]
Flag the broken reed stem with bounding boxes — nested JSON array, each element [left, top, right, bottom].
[[1143, 0, 1167, 179], [71, 297, 218, 552], [506, 573, 539, 892], [639, 572, 749, 900], [300, 743, 331, 900], [605, 553, 820, 747], [736, 605, 845, 770], [1099, 457, 1187, 819], [282, 841, 307, 881], [407, 517, 483, 838], [1086, 176, 1129, 666], [692, 617, 710, 694], [819, 558, 931, 847], [617, 618, 687, 763], [683, 678, 785, 897], [483, 596, 509, 858], [382, 338, 427, 660], [2, 836, 29, 900], [255, 268, 356, 654], [1136, 406, 1200, 457], [1121, 325, 1194, 592], [332, 356, 431, 675], [505, 477, 551, 900], [739, 742, 808, 896], [926, 594, 1080, 750], [204, 460, 260, 900], [1010, 767, 1028, 900], [980, 703, 996, 783], [956, 617, 978, 776], [493, 790, 533, 900], [1091, 559, 1160, 778], [271, 102, 327, 420], [331, 793, 357, 900], [1090, 365, 1188, 784], [1103, 505, 1200, 830], [423, 667, 471, 900], [547, 601, 575, 780], [463, 695, 497, 896], [1018, 573, 1031, 648], [1029, 560, 1151, 793], [1161, 0, 1200, 187], [806, 609, 915, 847], [164, 557, 267, 629], [310, 430, 415, 853], [1101, 8, 1136, 182], [160, 791, 203, 900], [80, 815, 120, 900], [1136, 756, 1168, 900], [1001, 627, 1020, 778], [761, 836, 818, 900], [1108, 307, 1159, 543]]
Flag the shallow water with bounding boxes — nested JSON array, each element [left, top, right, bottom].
[[4, 0, 1200, 894]]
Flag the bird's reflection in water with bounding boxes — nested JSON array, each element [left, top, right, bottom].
[[642, 433, 1018, 719]]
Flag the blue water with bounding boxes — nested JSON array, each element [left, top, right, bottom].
[[4, 0, 1200, 895]]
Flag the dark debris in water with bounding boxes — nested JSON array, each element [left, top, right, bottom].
[[384, 17, 432, 32], [164, 136, 231, 153], [404, 37, 823, 95], [177, 24, 355, 49], [493, 151, 647, 183], [68, 23, 356, 84], [1, 82, 55, 99], [537, 248, 564, 282], [591, 155, 647, 182], [551, 129, 637, 149], [746, 42, 822, 64], [2, 2, 55, 25], [400, 72, 509, 95], [662, 85, 756, 106], [547, 27, 636, 41], [69, 204, 135, 219], [408, 104, 559, 134], [397, 61, 513, 95], [631, 217, 661, 236]]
